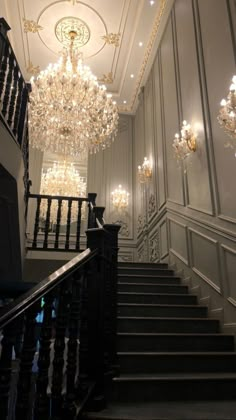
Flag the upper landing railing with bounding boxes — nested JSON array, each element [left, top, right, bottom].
[[0, 18, 29, 148]]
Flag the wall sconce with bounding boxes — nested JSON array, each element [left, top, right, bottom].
[[218, 75, 236, 141], [173, 120, 197, 160], [138, 157, 152, 183], [111, 185, 129, 210]]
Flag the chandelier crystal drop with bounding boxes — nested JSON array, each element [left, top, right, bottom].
[[138, 157, 152, 183], [29, 31, 119, 157], [40, 160, 87, 224], [111, 185, 129, 210], [173, 120, 197, 161], [218, 75, 236, 141]]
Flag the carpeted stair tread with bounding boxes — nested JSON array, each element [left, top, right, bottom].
[[114, 372, 236, 380]]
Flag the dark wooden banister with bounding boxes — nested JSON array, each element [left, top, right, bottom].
[[0, 223, 120, 419], [0, 248, 97, 329]]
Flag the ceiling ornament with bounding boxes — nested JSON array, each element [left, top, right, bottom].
[[23, 18, 43, 33], [102, 33, 121, 47], [55, 17, 90, 48], [99, 72, 114, 84], [26, 61, 40, 75], [29, 30, 119, 157]]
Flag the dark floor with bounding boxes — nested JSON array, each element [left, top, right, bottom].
[[83, 400, 236, 420]]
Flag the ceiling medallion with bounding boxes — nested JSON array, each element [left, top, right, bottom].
[[55, 17, 90, 48], [23, 18, 43, 33], [102, 33, 121, 47]]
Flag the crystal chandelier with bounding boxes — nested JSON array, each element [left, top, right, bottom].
[[218, 75, 236, 141], [173, 120, 197, 161], [40, 160, 87, 224], [138, 157, 152, 183], [29, 31, 119, 157], [111, 185, 129, 210]]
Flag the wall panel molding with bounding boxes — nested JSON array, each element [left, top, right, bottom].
[[188, 228, 221, 293], [168, 217, 189, 265]]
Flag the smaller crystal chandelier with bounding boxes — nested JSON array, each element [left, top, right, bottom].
[[173, 120, 197, 161], [40, 160, 86, 224], [111, 185, 129, 210], [138, 157, 152, 183], [218, 75, 236, 141]]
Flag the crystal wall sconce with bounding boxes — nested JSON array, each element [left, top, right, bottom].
[[218, 75, 236, 140], [111, 185, 129, 210], [173, 120, 197, 161], [138, 157, 152, 183]]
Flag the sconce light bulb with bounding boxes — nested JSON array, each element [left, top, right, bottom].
[[220, 99, 227, 107], [229, 111, 235, 118], [175, 133, 179, 138], [230, 83, 236, 92], [232, 75, 236, 84], [183, 120, 187, 126]]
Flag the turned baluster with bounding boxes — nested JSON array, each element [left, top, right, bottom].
[[0, 48, 8, 108], [87, 193, 97, 229], [64, 272, 82, 417], [43, 198, 52, 249], [65, 199, 72, 250], [0, 18, 10, 64], [34, 293, 54, 420], [32, 197, 41, 248], [54, 199, 62, 249], [7, 55, 18, 129], [15, 303, 39, 419], [51, 281, 72, 419], [12, 74, 23, 137], [17, 83, 29, 146], [0, 319, 19, 420], [2, 46, 13, 118], [75, 200, 82, 251], [93, 206, 105, 227]]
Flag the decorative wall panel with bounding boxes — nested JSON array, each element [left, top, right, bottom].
[[168, 218, 188, 265], [221, 245, 236, 306], [160, 17, 184, 206], [189, 228, 221, 293]]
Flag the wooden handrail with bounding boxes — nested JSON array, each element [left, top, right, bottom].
[[0, 248, 98, 329], [28, 193, 90, 202]]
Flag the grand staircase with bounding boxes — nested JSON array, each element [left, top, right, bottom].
[[83, 261, 236, 419]]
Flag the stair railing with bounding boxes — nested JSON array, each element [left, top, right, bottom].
[[0, 18, 29, 149], [0, 223, 120, 419]]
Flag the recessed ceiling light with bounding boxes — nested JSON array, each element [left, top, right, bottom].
[[150, 0, 155, 5], [123, 100, 127, 104], [139, 42, 143, 47], [130, 74, 134, 78]]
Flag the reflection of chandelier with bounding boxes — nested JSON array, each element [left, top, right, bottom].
[[218, 75, 236, 141], [29, 31, 119, 157], [173, 120, 197, 161], [138, 157, 152, 183], [111, 185, 129, 210], [40, 161, 87, 224]]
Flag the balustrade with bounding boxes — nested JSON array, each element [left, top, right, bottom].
[[0, 221, 120, 419]]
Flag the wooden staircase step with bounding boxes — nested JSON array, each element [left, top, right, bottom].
[[118, 274, 181, 284], [117, 303, 208, 318], [117, 316, 220, 333], [118, 292, 197, 304], [118, 283, 188, 294], [111, 373, 236, 401], [118, 351, 236, 374], [117, 332, 234, 352]]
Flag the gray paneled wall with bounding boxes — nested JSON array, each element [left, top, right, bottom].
[[133, 0, 236, 329]]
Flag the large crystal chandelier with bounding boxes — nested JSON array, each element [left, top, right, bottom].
[[218, 75, 236, 142], [40, 160, 87, 224], [29, 30, 119, 157]]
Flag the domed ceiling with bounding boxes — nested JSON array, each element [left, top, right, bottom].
[[1, 0, 173, 113]]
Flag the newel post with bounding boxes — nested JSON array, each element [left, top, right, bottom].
[[103, 224, 121, 373], [85, 227, 111, 409], [87, 193, 97, 229]]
